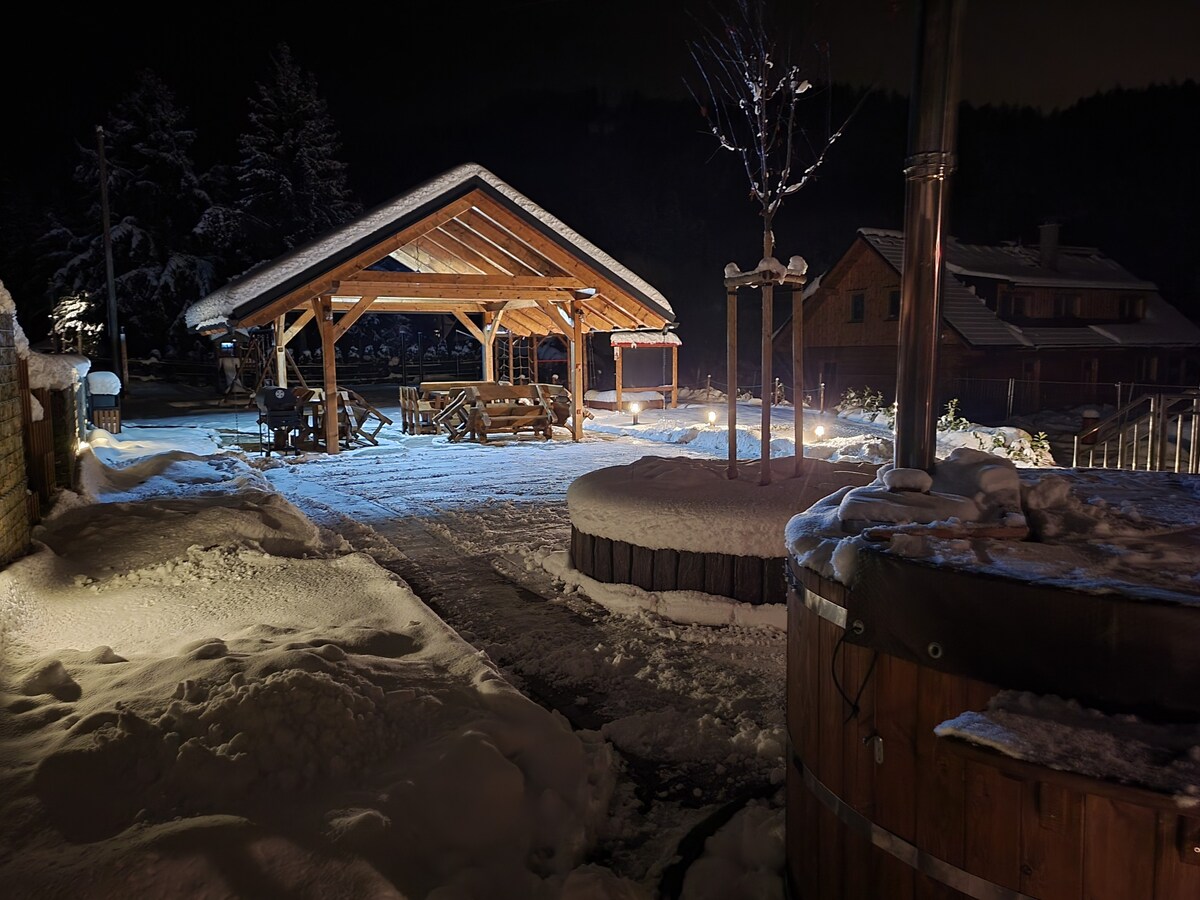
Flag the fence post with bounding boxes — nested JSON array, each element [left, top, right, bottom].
[[819, 382, 826, 413], [1006, 377, 1015, 419]]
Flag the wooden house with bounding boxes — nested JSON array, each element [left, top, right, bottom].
[[776, 226, 1200, 419]]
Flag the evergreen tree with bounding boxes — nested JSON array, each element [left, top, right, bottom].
[[44, 71, 220, 355], [235, 44, 359, 265]]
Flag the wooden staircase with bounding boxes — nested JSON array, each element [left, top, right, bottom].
[[1073, 390, 1200, 473]]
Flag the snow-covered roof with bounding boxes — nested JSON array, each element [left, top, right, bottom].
[[608, 330, 682, 347], [185, 164, 674, 334], [856, 229, 1200, 350], [858, 230, 1029, 347]]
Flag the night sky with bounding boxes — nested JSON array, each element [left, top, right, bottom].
[[6, 0, 1198, 207]]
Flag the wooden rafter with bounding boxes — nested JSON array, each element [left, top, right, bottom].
[[454, 208, 562, 275], [409, 235, 479, 274], [435, 218, 526, 275], [426, 225, 517, 276], [332, 283, 582, 302], [470, 192, 669, 330], [452, 311, 485, 343], [238, 195, 477, 328]]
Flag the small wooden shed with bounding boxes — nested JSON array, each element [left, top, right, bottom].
[[185, 164, 677, 449]]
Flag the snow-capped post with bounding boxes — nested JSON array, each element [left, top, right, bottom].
[[689, 0, 859, 483], [95, 125, 120, 379], [894, 0, 965, 472], [726, 286, 738, 479]]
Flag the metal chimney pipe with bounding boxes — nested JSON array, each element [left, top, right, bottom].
[[894, 0, 965, 472]]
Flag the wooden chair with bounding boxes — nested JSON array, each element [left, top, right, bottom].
[[343, 389, 393, 445], [399, 385, 438, 435]]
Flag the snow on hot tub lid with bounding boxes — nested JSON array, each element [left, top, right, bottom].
[[609, 330, 682, 348], [568, 455, 877, 559]]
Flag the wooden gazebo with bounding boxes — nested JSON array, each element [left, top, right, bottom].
[[186, 163, 676, 451]]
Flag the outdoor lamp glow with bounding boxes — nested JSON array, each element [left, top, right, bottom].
[[630, 402, 641, 425], [814, 425, 825, 438], [707, 410, 717, 426]]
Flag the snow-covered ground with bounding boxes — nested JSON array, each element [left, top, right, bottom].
[[5, 390, 1185, 897], [2, 403, 831, 899]]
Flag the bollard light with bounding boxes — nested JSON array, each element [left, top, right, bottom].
[[630, 402, 641, 425], [814, 425, 825, 438], [707, 410, 718, 426]]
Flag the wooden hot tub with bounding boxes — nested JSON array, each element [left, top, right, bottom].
[[786, 552, 1200, 900]]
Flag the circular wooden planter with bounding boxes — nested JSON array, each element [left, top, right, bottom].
[[786, 558, 1200, 900], [570, 526, 786, 605]]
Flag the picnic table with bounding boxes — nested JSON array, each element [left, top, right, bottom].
[[414, 381, 565, 443]]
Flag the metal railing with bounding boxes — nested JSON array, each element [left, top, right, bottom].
[[1073, 391, 1200, 473]]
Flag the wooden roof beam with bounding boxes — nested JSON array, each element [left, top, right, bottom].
[[236, 195, 477, 329], [338, 272, 587, 290], [455, 208, 566, 276], [426, 225, 517, 276], [470, 192, 670, 330]]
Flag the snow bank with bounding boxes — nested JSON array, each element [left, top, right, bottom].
[[0, 437, 624, 898], [837, 407, 1055, 467], [28, 392, 43, 422], [26, 351, 90, 391], [86, 371, 121, 395], [680, 798, 786, 900], [585, 390, 665, 404]]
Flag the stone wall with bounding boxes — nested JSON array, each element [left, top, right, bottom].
[[0, 313, 31, 565]]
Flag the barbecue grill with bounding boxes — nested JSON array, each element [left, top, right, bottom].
[[255, 387, 303, 456]]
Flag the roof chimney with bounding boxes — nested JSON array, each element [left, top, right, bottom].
[[1038, 222, 1060, 270]]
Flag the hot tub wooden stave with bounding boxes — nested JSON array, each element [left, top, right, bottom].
[[787, 565, 1200, 900]]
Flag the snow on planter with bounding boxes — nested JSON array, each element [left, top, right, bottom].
[[86, 371, 122, 395]]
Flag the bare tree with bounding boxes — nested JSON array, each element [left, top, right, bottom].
[[688, 0, 865, 482], [688, 0, 860, 259]]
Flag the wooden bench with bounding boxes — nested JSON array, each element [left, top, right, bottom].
[[462, 383, 555, 443]]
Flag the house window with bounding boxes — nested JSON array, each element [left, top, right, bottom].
[[850, 293, 865, 323], [887, 290, 901, 320], [999, 292, 1029, 319], [1053, 294, 1077, 319], [1119, 294, 1144, 321]]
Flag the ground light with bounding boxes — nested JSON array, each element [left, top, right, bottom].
[[707, 410, 718, 426], [814, 425, 825, 438], [630, 402, 641, 425]]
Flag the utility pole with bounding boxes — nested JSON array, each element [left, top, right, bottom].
[[96, 125, 120, 378]]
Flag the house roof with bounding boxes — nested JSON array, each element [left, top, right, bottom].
[[857, 229, 1030, 347], [855, 228, 1200, 350], [185, 164, 675, 338]]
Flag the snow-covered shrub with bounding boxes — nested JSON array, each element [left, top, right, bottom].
[[937, 398, 972, 432], [837, 386, 886, 414]]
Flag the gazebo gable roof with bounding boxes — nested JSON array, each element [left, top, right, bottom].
[[185, 164, 675, 338]]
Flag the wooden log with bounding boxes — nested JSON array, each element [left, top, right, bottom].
[[732, 554, 763, 604], [1154, 813, 1200, 900], [763, 557, 787, 604], [1020, 780, 1084, 899], [652, 548, 678, 592], [593, 537, 613, 583], [817, 615, 845, 900], [914, 666, 967, 900], [576, 530, 594, 577], [676, 551, 706, 593], [963, 760, 1023, 891], [630, 545, 655, 591], [1082, 796, 1156, 900], [611, 540, 632, 584], [704, 551, 733, 598]]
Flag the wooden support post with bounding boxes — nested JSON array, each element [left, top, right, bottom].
[[727, 288, 738, 479], [571, 300, 584, 442], [614, 346, 623, 411], [316, 295, 339, 455], [275, 316, 287, 388], [481, 312, 494, 381], [531, 336, 540, 383], [671, 343, 679, 408], [792, 288, 804, 476], [761, 282, 773, 486], [507, 329, 515, 382]]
